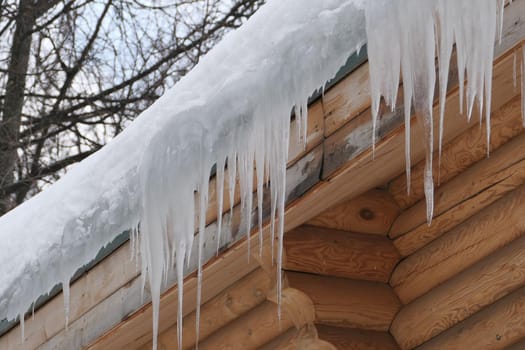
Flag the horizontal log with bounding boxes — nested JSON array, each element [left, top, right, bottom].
[[284, 225, 400, 282], [150, 267, 274, 350], [287, 272, 400, 331], [390, 107, 525, 239], [199, 288, 313, 350], [197, 300, 294, 350], [307, 189, 401, 235], [391, 234, 525, 349], [0, 242, 140, 350], [418, 285, 525, 350], [390, 184, 525, 304], [323, 62, 371, 137], [260, 325, 337, 350], [317, 325, 400, 350]]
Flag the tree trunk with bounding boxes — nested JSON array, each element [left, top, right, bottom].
[[0, 0, 36, 214]]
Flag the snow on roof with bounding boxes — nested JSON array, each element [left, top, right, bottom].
[[0, 0, 508, 348], [0, 0, 367, 348]]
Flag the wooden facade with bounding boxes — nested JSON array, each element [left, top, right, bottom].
[[2, 1, 525, 349]]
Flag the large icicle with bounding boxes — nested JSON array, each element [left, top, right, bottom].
[[365, 0, 500, 222]]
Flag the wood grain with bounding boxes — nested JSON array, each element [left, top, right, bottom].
[[284, 225, 400, 282], [394, 151, 525, 257], [323, 62, 371, 137], [417, 285, 525, 350], [391, 234, 525, 349], [307, 189, 401, 235], [390, 98, 525, 239], [149, 268, 274, 350], [287, 272, 400, 331], [197, 300, 294, 350], [317, 325, 399, 350], [390, 184, 525, 304]]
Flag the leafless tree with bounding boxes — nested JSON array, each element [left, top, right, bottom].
[[0, 0, 264, 214]]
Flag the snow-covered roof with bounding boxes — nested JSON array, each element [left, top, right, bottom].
[[0, 1, 367, 347], [0, 0, 509, 348]]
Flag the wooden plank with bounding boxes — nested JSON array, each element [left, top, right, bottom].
[[197, 300, 294, 350], [0, 242, 140, 350], [287, 272, 400, 331], [393, 119, 525, 256], [390, 97, 525, 239], [288, 100, 325, 164], [418, 285, 525, 350], [284, 225, 400, 282], [390, 184, 525, 304], [323, 62, 371, 137], [199, 287, 315, 350], [148, 268, 273, 350], [306, 189, 401, 235], [391, 234, 525, 349], [259, 325, 337, 350], [317, 325, 400, 350], [388, 95, 524, 211]]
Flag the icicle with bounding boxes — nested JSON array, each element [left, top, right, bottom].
[[63, 278, 70, 331], [365, 0, 499, 223], [195, 169, 209, 350], [215, 158, 225, 254]]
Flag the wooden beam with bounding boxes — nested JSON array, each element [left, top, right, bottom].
[[388, 95, 524, 211], [287, 272, 400, 331], [149, 267, 274, 350], [284, 225, 400, 282], [323, 62, 370, 137], [390, 99, 525, 239], [391, 234, 525, 349], [197, 300, 294, 350], [417, 285, 525, 350], [390, 184, 525, 304], [260, 325, 338, 350], [198, 288, 314, 350], [306, 189, 401, 235], [392, 115, 525, 256], [0, 242, 140, 350], [317, 325, 400, 350]]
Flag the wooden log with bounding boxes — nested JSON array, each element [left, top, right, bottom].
[[389, 95, 524, 211], [259, 325, 337, 350], [390, 184, 525, 304], [394, 145, 525, 256], [284, 225, 400, 282], [0, 242, 140, 350], [306, 189, 401, 235], [390, 104, 525, 239], [287, 272, 400, 331], [197, 300, 294, 350], [391, 234, 525, 349], [317, 325, 400, 350], [198, 287, 314, 350], [418, 285, 525, 350], [323, 62, 371, 137], [150, 268, 274, 350]]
